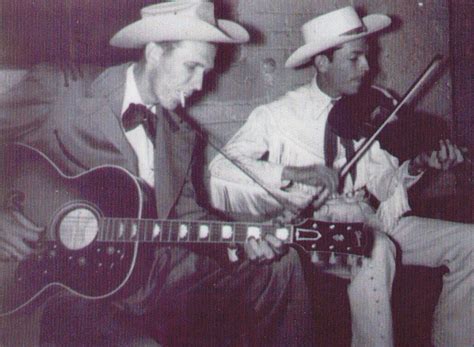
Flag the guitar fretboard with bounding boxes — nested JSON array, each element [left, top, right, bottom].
[[97, 218, 292, 244]]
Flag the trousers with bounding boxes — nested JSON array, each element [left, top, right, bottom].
[[314, 198, 474, 347], [390, 216, 473, 347], [39, 246, 313, 347]]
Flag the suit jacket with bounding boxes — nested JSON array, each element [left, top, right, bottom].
[[0, 63, 209, 220]]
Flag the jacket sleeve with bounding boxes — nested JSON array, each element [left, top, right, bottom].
[[0, 73, 53, 144]]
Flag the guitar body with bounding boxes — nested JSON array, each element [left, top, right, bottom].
[[0, 144, 153, 316]]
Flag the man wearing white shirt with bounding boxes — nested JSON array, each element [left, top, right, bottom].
[[210, 6, 473, 347]]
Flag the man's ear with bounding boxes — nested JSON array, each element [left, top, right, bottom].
[[144, 42, 164, 65], [314, 54, 329, 73]]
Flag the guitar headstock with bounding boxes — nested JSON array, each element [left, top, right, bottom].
[[291, 219, 373, 257]]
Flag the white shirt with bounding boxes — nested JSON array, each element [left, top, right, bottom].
[[209, 77, 421, 221], [121, 64, 155, 187]]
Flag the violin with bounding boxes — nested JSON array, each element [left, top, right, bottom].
[[328, 84, 451, 162]]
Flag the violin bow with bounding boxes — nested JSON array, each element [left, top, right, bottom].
[[339, 55, 445, 179]]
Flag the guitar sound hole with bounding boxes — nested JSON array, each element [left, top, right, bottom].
[[57, 208, 99, 250]]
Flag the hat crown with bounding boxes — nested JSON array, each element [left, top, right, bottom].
[[302, 6, 366, 45], [141, 1, 216, 26]]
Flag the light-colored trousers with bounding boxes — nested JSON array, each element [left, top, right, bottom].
[[314, 198, 473, 347]]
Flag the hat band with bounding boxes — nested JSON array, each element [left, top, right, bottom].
[[340, 24, 368, 36]]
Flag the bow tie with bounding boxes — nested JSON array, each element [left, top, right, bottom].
[[122, 103, 157, 141]]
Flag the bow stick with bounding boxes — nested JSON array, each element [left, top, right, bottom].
[[339, 55, 445, 179]]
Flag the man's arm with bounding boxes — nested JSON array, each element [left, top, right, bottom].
[[209, 106, 337, 216], [0, 70, 53, 260]]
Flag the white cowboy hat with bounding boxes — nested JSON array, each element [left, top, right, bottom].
[[285, 6, 391, 68], [110, 0, 249, 48]]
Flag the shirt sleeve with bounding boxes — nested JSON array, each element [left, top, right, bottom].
[[209, 106, 287, 216], [365, 141, 423, 202]]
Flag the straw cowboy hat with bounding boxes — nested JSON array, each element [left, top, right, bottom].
[[110, 0, 249, 48], [285, 6, 391, 68]]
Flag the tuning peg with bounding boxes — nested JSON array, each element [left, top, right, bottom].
[[329, 252, 337, 265], [310, 251, 321, 265]]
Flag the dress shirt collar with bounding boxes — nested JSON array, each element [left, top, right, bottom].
[[121, 64, 153, 115]]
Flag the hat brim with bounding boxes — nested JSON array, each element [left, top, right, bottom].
[[110, 16, 249, 48], [285, 14, 391, 68]]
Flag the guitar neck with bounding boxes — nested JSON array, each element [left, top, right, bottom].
[[98, 218, 293, 245]]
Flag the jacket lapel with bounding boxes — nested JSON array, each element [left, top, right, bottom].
[[154, 108, 196, 218], [84, 63, 138, 173]]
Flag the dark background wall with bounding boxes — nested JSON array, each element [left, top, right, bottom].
[[450, 0, 474, 174]]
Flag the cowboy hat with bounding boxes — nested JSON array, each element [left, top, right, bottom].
[[285, 6, 391, 68], [110, 0, 249, 48]]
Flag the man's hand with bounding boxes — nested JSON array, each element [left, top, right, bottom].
[[282, 164, 339, 194], [244, 233, 286, 263], [0, 209, 43, 261], [409, 139, 464, 175]]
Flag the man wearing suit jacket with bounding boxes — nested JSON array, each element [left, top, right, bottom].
[[0, 2, 314, 346]]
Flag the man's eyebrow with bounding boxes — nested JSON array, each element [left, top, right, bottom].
[[352, 49, 368, 54]]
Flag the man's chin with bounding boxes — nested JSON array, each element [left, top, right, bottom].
[[346, 84, 362, 95]]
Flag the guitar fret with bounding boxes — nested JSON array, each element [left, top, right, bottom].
[[169, 221, 178, 242], [146, 220, 154, 242], [111, 218, 117, 242], [160, 221, 171, 242], [210, 222, 221, 242], [97, 219, 103, 242], [235, 224, 247, 243], [189, 222, 199, 243], [105, 219, 111, 242]]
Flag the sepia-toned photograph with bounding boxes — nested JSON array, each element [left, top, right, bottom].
[[0, 0, 472, 346]]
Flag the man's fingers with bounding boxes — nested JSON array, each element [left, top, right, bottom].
[[0, 241, 24, 260], [259, 240, 275, 260], [438, 140, 447, 162], [243, 241, 256, 261], [11, 210, 43, 232], [264, 234, 284, 255], [320, 168, 338, 194], [312, 188, 330, 210], [246, 237, 264, 261], [0, 235, 32, 256], [430, 151, 441, 169], [454, 145, 464, 164], [446, 140, 456, 160]]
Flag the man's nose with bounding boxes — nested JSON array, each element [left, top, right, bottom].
[[359, 56, 369, 73], [192, 71, 204, 91]]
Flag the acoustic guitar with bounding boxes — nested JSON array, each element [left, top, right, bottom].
[[0, 143, 372, 316]]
